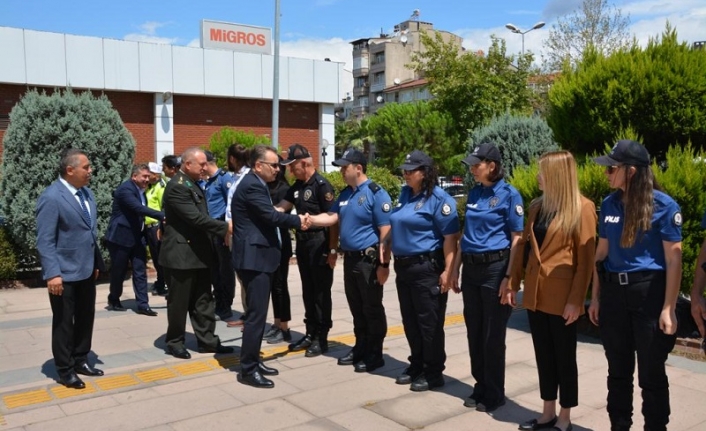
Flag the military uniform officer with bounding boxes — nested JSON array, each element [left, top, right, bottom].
[[203, 150, 237, 321], [308, 148, 392, 373], [276, 144, 338, 357], [160, 148, 234, 359]]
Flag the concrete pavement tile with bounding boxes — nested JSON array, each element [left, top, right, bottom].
[[218, 374, 301, 405], [285, 374, 409, 417], [0, 344, 10, 357], [276, 359, 368, 391], [0, 329, 32, 344], [670, 367, 706, 391], [663, 384, 706, 430], [503, 361, 543, 399], [2, 405, 65, 428], [575, 367, 609, 410], [111, 387, 162, 404], [27, 327, 51, 340], [59, 394, 120, 416], [421, 407, 529, 431], [137, 426, 176, 431], [328, 407, 408, 431], [24, 387, 239, 431], [686, 422, 706, 431], [5, 339, 46, 355], [150, 373, 237, 397], [170, 398, 315, 431], [274, 418, 348, 431], [0, 351, 53, 374]]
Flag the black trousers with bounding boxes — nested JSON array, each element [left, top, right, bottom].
[[395, 259, 447, 378], [238, 269, 272, 375], [296, 236, 333, 334], [164, 267, 220, 350], [343, 254, 387, 358], [527, 309, 579, 408], [106, 240, 149, 310], [145, 224, 165, 289], [599, 272, 675, 431], [462, 258, 512, 407], [49, 276, 96, 377], [211, 237, 235, 313], [271, 255, 291, 322]]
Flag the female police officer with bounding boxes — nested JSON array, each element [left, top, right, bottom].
[[589, 140, 681, 431], [381, 150, 459, 392], [450, 142, 523, 412]]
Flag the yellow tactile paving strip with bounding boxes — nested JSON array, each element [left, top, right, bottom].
[[1, 312, 468, 411]]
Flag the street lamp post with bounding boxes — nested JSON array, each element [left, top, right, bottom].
[[321, 139, 330, 173], [505, 21, 545, 56]]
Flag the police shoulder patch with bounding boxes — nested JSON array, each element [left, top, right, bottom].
[[382, 202, 391, 212], [515, 204, 524, 216], [226, 182, 232, 189], [673, 211, 683, 227], [441, 203, 452, 216], [325, 192, 334, 201]]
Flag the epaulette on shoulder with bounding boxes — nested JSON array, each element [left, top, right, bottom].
[[369, 182, 381, 193], [218, 170, 228, 176]]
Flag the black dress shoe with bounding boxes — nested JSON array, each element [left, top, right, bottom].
[[237, 370, 274, 388], [519, 416, 557, 430], [476, 398, 506, 413], [136, 308, 158, 317], [337, 350, 362, 366], [410, 374, 445, 392], [305, 339, 329, 357], [59, 372, 85, 389], [257, 362, 279, 376], [74, 363, 104, 376], [395, 367, 422, 385], [166, 345, 191, 359], [288, 334, 313, 352], [353, 357, 385, 373], [107, 301, 126, 311], [198, 344, 235, 354], [463, 395, 481, 408]]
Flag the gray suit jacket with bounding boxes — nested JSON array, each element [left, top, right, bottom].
[[36, 179, 105, 282]]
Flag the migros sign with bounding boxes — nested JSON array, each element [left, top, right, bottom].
[[200, 20, 271, 54]]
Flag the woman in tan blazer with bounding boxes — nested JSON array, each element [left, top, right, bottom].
[[503, 151, 596, 431]]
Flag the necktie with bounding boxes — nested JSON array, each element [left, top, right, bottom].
[[76, 189, 91, 225]]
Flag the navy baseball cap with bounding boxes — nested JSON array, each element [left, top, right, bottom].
[[594, 140, 650, 167], [462, 143, 502, 166], [332, 148, 367, 166], [398, 150, 433, 170], [281, 144, 311, 166]]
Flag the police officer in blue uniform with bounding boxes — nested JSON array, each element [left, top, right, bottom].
[[308, 148, 392, 372], [451, 142, 524, 412], [203, 150, 236, 321], [276, 144, 338, 357], [382, 150, 459, 392], [588, 140, 681, 431]]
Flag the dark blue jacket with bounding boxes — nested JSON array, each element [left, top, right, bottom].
[[106, 180, 164, 248]]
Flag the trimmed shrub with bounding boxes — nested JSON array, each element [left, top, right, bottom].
[[468, 114, 559, 176], [0, 88, 135, 264], [0, 226, 17, 280], [208, 128, 271, 168]]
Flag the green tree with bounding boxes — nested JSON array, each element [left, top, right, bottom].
[[0, 88, 135, 262], [365, 101, 462, 176], [469, 113, 559, 176], [547, 25, 706, 156], [409, 32, 534, 140], [334, 118, 375, 159], [543, 0, 632, 71], [208, 128, 270, 168]]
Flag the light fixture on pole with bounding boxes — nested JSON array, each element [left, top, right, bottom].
[[504, 21, 545, 56], [321, 139, 330, 173]]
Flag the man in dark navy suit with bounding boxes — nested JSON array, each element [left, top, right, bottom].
[[232, 145, 308, 388], [105, 164, 164, 316], [36, 148, 106, 389]]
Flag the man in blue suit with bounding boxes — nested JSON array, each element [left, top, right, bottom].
[[232, 145, 307, 388], [36, 148, 107, 389], [105, 164, 164, 316]]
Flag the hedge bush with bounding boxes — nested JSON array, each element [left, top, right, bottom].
[[208, 128, 271, 169], [0, 226, 17, 280]]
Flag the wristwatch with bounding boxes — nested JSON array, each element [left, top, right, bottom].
[[330, 248, 337, 255]]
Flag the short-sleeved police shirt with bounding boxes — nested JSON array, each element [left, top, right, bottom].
[[389, 185, 459, 256], [461, 179, 524, 253], [204, 169, 233, 220], [599, 190, 682, 272], [329, 180, 392, 251], [284, 172, 335, 230]]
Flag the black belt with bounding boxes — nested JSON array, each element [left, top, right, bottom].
[[462, 249, 509, 265], [295, 230, 325, 240], [343, 246, 377, 260], [394, 250, 443, 268], [605, 270, 664, 286]]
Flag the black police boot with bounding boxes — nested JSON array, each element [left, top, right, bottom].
[[288, 334, 314, 352], [305, 331, 329, 357]]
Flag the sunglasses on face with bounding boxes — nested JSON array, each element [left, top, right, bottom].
[[260, 161, 281, 170], [605, 165, 622, 174]]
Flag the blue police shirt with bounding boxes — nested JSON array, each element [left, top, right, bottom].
[[389, 185, 459, 256], [599, 190, 682, 272], [330, 180, 392, 251], [461, 179, 524, 253], [204, 169, 234, 220]]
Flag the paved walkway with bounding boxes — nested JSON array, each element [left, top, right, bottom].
[[1, 266, 705, 430]]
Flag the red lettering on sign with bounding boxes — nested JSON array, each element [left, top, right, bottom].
[[209, 27, 268, 46]]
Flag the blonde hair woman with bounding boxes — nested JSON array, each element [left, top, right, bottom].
[[504, 151, 596, 431]]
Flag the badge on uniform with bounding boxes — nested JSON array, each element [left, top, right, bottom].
[[489, 196, 500, 208], [178, 176, 183, 184], [415, 199, 425, 211], [185, 180, 192, 187], [673, 211, 683, 227], [441, 203, 452, 216], [226, 182, 232, 188], [382, 202, 391, 212], [294, 191, 299, 199], [304, 189, 312, 201], [325, 192, 334, 202], [358, 195, 366, 205], [515, 204, 524, 216]]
